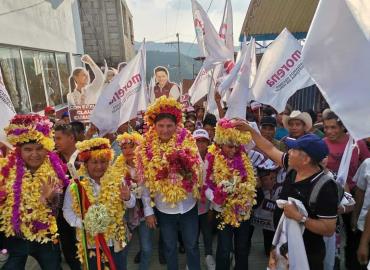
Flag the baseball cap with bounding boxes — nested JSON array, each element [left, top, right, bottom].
[[260, 116, 277, 127], [284, 133, 329, 162], [193, 129, 210, 141], [62, 111, 69, 118], [44, 106, 55, 114]]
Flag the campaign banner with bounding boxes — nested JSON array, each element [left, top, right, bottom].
[[250, 28, 314, 113], [68, 104, 95, 123], [90, 43, 148, 136]]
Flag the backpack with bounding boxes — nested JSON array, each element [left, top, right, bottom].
[[308, 172, 345, 214]]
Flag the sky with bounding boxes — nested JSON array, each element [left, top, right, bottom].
[[126, 0, 251, 45]]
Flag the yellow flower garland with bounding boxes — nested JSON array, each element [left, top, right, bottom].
[[0, 159, 60, 243], [136, 127, 201, 206], [71, 165, 127, 263], [208, 144, 256, 229]]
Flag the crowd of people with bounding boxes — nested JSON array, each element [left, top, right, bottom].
[[0, 87, 370, 270]]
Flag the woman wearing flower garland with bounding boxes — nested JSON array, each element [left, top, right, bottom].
[[63, 137, 136, 270], [113, 132, 156, 270], [204, 118, 257, 270], [136, 96, 202, 270], [0, 114, 69, 269]]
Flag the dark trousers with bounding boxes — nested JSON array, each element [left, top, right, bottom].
[[156, 206, 201, 270], [262, 229, 275, 257], [3, 237, 61, 270], [343, 212, 358, 269], [199, 212, 214, 256], [353, 230, 370, 270], [57, 214, 80, 270], [216, 219, 251, 270]]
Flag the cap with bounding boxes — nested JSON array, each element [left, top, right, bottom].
[[44, 106, 55, 114], [193, 129, 210, 141], [284, 134, 329, 162], [62, 111, 69, 117], [260, 116, 277, 127]]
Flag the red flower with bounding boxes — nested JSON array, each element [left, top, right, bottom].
[[213, 187, 227, 205]]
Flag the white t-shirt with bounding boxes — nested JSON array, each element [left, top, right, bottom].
[[354, 158, 370, 231]]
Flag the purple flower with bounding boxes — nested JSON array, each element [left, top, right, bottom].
[[11, 154, 25, 234], [31, 221, 49, 233], [48, 152, 69, 187]]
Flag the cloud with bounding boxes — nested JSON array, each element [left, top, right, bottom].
[[126, 0, 251, 44]]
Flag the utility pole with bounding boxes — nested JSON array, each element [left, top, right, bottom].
[[176, 33, 181, 85], [165, 33, 182, 85]]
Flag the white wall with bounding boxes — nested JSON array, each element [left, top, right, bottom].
[[0, 0, 84, 54]]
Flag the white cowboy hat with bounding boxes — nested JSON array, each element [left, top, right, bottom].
[[282, 110, 313, 131]]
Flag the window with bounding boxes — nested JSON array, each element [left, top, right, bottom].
[[0, 47, 31, 113], [40, 51, 63, 107], [56, 53, 70, 103], [22, 50, 47, 112]]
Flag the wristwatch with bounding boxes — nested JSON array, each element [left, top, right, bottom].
[[300, 215, 307, 224]]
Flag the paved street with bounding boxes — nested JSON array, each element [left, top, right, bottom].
[[26, 227, 268, 270]]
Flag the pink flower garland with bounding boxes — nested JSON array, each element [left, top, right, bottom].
[[48, 152, 69, 187], [204, 146, 248, 205]]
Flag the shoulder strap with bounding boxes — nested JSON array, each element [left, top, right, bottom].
[[309, 173, 332, 209]]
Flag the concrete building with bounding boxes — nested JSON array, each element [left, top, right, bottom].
[[0, 0, 85, 113], [78, 0, 135, 67]]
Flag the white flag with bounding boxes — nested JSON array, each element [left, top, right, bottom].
[[345, 0, 370, 41], [219, 0, 234, 59], [218, 41, 248, 96], [90, 43, 148, 136], [0, 68, 16, 147], [148, 76, 156, 104], [188, 67, 212, 105], [250, 28, 314, 113], [302, 0, 370, 140], [225, 39, 255, 120], [191, 0, 231, 70]]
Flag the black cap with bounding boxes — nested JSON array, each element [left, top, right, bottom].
[[260, 116, 277, 127]]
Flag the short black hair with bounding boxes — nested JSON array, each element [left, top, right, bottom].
[[54, 124, 75, 137], [70, 121, 86, 141], [154, 113, 177, 124], [323, 110, 343, 127], [154, 66, 168, 76], [203, 113, 217, 127]]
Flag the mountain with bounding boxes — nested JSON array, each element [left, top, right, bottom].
[[135, 41, 203, 59], [145, 50, 202, 83]]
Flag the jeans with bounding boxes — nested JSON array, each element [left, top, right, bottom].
[[87, 246, 128, 270], [156, 206, 201, 270], [216, 219, 251, 270], [199, 212, 214, 256], [3, 237, 61, 270], [138, 220, 153, 270]]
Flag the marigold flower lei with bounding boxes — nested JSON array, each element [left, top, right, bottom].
[[144, 96, 183, 126], [71, 165, 127, 263], [205, 144, 256, 229], [116, 132, 143, 146], [0, 151, 69, 243], [214, 118, 252, 146], [76, 138, 113, 162], [136, 127, 201, 206]]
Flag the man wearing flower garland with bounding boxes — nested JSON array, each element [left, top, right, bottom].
[[204, 118, 257, 270], [136, 96, 202, 270], [63, 137, 136, 270], [0, 114, 69, 269], [113, 132, 156, 270]]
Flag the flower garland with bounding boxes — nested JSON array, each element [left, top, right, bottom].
[[214, 118, 252, 146], [5, 115, 54, 151], [136, 127, 201, 206], [113, 154, 143, 198], [116, 132, 143, 146], [76, 138, 113, 162], [0, 151, 69, 243], [144, 96, 183, 127], [71, 165, 127, 263], [205, 144, 256, 229]]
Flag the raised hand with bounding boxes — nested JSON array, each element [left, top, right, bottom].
[[40, 176, 61, 205], [120, 183, 131, 201]]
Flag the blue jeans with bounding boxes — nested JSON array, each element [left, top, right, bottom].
[[138, 220, 153, 270], [3, 237, 61, 270], [87, 246, 128, 270], [199, 212, 214, 256], [216, 219, 251, 270], [156, 206, 201, 270]]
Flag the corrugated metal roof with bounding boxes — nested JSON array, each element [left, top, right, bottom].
[[240, 0, 319, 41]]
